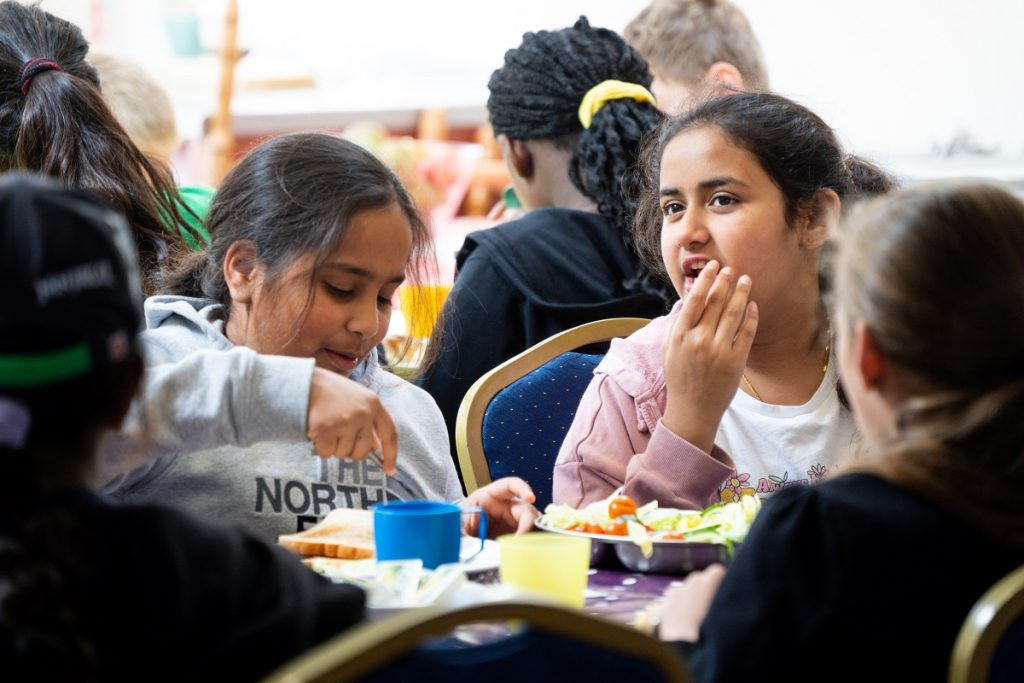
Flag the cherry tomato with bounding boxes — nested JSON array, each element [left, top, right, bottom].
[[585, 522, 605, 534], [608, 495, 638, 519], [604, 520, 628, 536]]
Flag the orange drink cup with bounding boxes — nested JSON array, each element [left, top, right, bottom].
[[399, 284, 452, 340], [498, 532, 591, 608]]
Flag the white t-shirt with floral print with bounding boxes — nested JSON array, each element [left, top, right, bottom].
[[714, 353, 857, 503]]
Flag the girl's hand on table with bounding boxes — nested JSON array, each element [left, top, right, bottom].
[[658, 563, 727, 642], [306, 368, 398, 475], [463, 477, 538, 537], [662, 261, 758, 453]]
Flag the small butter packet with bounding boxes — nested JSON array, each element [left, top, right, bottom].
[[375, 559, 423, 606], [416, 562, 467, 605], [307, 557, 376, 581]]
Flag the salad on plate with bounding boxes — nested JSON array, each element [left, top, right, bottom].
[[538, 493, 761, 559]]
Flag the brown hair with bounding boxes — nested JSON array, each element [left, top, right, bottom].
[[837, 182, 1024, 547], [633, 91, 866, 283], [0, 1, 192, 293], [158, 132, 437, 371], [624, 0, 768, 90]]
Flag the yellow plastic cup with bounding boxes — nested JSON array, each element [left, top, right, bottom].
[[498, 532, 592, 608], [398, 284, 452, 340]]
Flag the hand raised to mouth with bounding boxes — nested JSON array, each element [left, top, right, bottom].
[[661, 260, 758, 455]]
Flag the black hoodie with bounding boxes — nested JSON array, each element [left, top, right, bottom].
[[417, 207, 672, 482]]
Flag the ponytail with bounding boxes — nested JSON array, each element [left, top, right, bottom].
[[837, 181, 1024, 547], [893, 377, 1024, 462], [0, 1, 195, 293], [858, 377, 1024, 547], [486, 16, 669, 299], [572, 94, 663, 253], [155, 249, 216, 300], [843, 154, 898, 203]]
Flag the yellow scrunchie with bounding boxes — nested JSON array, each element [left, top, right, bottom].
[[577, 79, 657, 129]]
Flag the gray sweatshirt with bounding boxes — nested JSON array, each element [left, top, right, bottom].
[[100, 296, 463, 540]]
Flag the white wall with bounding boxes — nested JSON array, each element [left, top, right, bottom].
[[38, 0, 1024, 180], [733, 0, 1024, 175]]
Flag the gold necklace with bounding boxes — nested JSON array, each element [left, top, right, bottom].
[[742, 338, 830, 403]]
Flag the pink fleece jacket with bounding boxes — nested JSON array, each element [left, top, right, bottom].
[[552, 302, 736, 509]]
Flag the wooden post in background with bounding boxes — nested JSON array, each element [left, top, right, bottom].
[[207, 0, 240, 186]]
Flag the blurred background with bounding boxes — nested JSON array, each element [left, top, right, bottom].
[[36, 1, 1024, 275], [34, 0, 1024, 356], [39, 0, 1024, 179]]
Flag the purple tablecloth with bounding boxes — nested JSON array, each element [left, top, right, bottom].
[[424, 567, 678, 644], [468, 565, 677, 627], [585, 568, 679, 625]]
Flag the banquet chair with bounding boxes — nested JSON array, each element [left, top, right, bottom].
[[949, 564, 1024, 683], [454, 317, 649, 509], [260, 600, 691, 683]]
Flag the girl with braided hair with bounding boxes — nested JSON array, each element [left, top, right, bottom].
[[418, 17, 672, 475], [0, 174, 364, 681], [0, 1, 201, 293]]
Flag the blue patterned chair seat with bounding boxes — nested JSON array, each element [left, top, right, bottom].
[[455, 317, 650, 507], [480, 352, 602, 510]]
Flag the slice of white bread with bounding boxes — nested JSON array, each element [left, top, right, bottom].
[[278, 508, 374, 559]]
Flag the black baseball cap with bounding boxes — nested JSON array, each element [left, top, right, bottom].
[[0, 172, 142, 388]]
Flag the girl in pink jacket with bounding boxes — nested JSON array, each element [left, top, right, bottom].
[[553, 91, 894, 509]]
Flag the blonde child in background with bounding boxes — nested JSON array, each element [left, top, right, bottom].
[[624, 0, 769, 113], [658, 181, 1024, 682], [88, 53, 181, 164], [102, 132, 537, 540], [553, 91, 895, 510], [90, 52, 213, 251]]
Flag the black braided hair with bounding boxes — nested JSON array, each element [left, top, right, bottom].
[[487, 16, 668, 299]]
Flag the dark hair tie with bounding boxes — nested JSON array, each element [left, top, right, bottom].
[[19, 58, 65, 96]]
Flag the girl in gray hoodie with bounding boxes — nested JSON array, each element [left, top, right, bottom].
[[101, 133, 537, 540]]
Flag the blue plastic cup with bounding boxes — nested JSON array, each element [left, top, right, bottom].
[[373, 501, 487, 569]]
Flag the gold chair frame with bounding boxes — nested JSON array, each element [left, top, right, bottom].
[[949, 563, 1024, 683], [260, 600, 690, 683], [454, 317, 650, 495]]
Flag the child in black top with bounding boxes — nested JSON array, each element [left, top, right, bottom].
[[658, 181, 1024, 681], [0, 173, 363, 681]]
